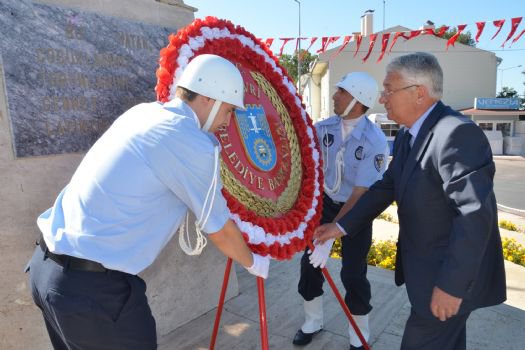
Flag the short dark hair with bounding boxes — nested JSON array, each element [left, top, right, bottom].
[[176, 86, 198, 102]]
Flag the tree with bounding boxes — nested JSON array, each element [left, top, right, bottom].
[[278, 50, 317, 83], [497, 87, 525, 110], [497, 87, 518, 98], [442, 27, 475, 47]]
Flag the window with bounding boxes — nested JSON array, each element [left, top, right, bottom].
[[478, 122, 493, 131], [477, 121, 513, 136], [496, 123, 511, 137], [380, 123, 400, 137]]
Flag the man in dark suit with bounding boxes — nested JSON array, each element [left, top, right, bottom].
[[313, 52, 506, 349]]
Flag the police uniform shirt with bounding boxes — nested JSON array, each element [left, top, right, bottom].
[[37, 98, 230, 275], [316, 115, 389, 203]]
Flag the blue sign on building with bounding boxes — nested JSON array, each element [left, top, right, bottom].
[[474, 98, 520, 110]]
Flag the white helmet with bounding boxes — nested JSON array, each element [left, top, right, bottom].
[[177, 54, 245, 110], [336, 72, 378, 109]]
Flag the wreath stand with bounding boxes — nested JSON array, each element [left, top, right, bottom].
[[209, 241, 371, 350]]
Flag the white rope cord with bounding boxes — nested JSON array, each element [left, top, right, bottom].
[[179, 145, 220, 255], [322, 126, 346, 196]]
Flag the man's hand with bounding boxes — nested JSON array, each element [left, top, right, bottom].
[[430, 286, 463, 321], [313, 223, 344, 244], [308, 238, 335, 268], [246, 253, 270, 279]]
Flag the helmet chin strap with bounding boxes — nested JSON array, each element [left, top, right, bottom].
[[202, 100, 222, 132], [340, 98, 357, 118]]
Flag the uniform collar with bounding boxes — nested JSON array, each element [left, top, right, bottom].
[[343, 114, 368, 140], [164, 98, 201, 129]]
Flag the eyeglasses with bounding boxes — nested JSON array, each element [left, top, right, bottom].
[[380, 84, 419, 98]]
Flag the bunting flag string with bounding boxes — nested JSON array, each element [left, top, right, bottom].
[[330, 35, 352, 61], [475, 22, 486, 42], [299, 37, 318, 60], [259, 16, 524, 63], [389, 31, 408, 52], [278, 37, 294, 57], [502, 17, 522, 47], [377, 33, 390, 62], [491, 19, 506, 40], [511, 29, 525, 47], [362, 33, 378, 62], [446, 24, 467, 49], [353, 34, 362, 57]]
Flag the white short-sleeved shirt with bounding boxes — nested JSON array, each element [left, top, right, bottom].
[[37, 98, 230, 274], [316, 115, 389, 203]]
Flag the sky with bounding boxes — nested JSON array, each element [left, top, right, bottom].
[[185, 0, 524, 96]]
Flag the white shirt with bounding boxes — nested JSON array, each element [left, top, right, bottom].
[[37, 98, 229, 274], [316, 114, 389, 203]]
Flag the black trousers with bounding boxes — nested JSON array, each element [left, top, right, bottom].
[[401, 308, 470, 350], [298, 194, 373, 315], [28, 245, 157, 350]]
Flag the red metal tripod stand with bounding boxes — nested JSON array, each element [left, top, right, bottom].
[[208, 254, 370, 350]]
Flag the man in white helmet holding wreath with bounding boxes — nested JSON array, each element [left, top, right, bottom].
[[293, 72, 389, 349], [27, 54, 270, 349]]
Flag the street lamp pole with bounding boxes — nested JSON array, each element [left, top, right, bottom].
[[499, 64, 522, 89], [294, 0, 301, 94], [383, 0, 386, 31]]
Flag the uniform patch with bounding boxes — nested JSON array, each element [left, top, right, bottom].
[[374, 154, 385, 172], [354, 146, 364, 160], [323, 133, 334, 147]]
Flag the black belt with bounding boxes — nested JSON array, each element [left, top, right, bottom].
[[38, 236, 108, 273]]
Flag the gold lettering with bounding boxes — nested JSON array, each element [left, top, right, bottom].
[[268, 178, 275, 191], [257, 177, 264, 190], [228, 152, 239, 164], [249, 171, 257, 185]]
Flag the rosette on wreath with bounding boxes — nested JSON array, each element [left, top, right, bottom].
[[155, 16, 323, 260]]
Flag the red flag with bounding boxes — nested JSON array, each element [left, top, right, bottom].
[[434, 26, 449, 37], [407, 30, 422, 40], [362, 33, 378, 62], [317, 36, 340, 53], [300, 37, 318, 60], [491, 19, 505, 40], [511, 29, 525, 46], [295, 37, 307, 51], [389, 31, 409, 52], [421, 28, 435, 35], [278, 38, 294, 57], [475, 22, 486, 42], [502, 17, 522, 47], [377, 33, 390, 62], [330, 35, 352, 61], [264, 38, 274, 49], [316, 37, 329, 53], [354, 34, 362, 57], [446, 24, 467, 49]]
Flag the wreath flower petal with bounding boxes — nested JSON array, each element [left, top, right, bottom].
[[155, 17, 323, 260]]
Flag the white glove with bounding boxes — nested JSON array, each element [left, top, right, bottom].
[[308, 238, 335, 268], [246, 253, 270, 279]]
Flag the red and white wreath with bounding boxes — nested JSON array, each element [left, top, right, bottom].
[[156, 17, 323, 260]]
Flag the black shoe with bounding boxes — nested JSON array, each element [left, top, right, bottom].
[[292, 328, 322, 346], [349, 345, 365, 350]]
